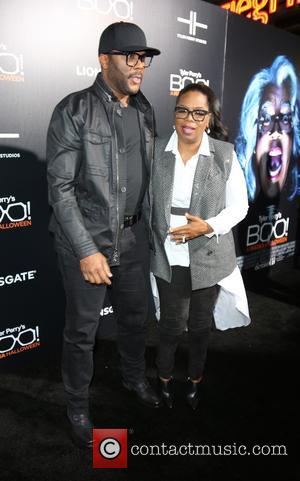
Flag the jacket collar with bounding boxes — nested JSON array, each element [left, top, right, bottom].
[[160, 132, 216, 224], [165, 130, 213, 157], [207, 135, 216, 154], [93, 73, 152, 113], [93, 73, 118, 102]]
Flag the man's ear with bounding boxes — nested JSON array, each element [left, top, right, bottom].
[[99, 54, 109, 70]]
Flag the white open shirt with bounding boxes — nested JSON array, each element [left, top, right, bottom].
[[151, 131, 251, 330]]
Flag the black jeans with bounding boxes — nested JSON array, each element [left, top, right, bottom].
[[156, 266, 218, 380], [57, 221, 150, 411]]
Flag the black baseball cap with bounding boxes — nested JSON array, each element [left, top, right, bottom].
[[98, 21, 160, 56]]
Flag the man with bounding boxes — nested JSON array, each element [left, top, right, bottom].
[[47, 21, 161, 449]]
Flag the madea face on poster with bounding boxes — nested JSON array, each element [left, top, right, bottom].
[[235, 55, 300, 271]]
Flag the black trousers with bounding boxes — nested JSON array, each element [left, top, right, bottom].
[[156, 266, 219, 380], [57, 221, 150, 411]]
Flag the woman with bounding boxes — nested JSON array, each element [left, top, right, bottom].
[[151, 83, 250, 410]]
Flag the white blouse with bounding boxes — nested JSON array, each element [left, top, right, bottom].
[[152, 131, 251, 330]]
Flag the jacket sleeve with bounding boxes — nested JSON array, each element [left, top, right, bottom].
[[46, 101, 99, 259]]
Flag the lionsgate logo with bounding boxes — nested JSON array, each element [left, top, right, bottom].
[[76, 65, 100, 78], [0, 44, 24, 82], [0, 195, 32, 231], [100, 305, 114, 317], [0, 323, 40, 359], [0, 269, 37, 287], [177, 10, 208, 45], [170, 69, 210, 96], [78, 0, 133, 20]]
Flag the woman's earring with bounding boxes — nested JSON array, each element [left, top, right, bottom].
[[206, 127, 211, 134]]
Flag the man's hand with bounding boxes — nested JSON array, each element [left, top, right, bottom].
[[169, 213, 213, 244], [80, 252, 112, 285]]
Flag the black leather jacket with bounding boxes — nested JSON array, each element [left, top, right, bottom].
[[47, 74, 155, 265]]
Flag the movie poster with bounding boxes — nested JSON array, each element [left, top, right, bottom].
[[223, 15, 300, 272]]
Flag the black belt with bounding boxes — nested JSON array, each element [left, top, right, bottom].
[[170, 207, 189, 216], [123, 211, 142, 228]]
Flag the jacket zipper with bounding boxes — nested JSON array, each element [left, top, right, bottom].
[[112, 102, 120, 263]]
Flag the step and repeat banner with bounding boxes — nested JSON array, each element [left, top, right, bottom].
[[1, 0, 299, 364]]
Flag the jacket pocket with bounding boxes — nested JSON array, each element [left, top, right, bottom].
[[78, 198, 108, 221], [82, 131, 111, 176]]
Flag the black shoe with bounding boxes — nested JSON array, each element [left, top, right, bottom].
[[67, 409, 93, 448], [123, 379, 162, 408], [186, 380, 202, 410], [158, 378, 174, 409]]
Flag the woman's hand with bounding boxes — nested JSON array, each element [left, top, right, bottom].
[[169, 213, 213, 244]]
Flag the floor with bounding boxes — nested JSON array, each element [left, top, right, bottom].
[[1, 264, 299, 481]]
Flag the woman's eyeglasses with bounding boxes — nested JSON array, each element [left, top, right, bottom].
[[174, 107, 210, 122]]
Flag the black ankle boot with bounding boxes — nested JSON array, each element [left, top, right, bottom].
[[158, 377, 174, 408], [186, 379, 202, 410]]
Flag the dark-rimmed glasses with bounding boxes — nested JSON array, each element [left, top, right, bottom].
[[175, 106, 210, 122], [257, 112, 293, 134], [108, 51, 153, 68]]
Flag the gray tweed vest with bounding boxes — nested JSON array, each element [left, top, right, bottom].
[[150, 135, 237, 289]]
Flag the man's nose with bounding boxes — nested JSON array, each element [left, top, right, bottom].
[[135, 57, 145, 69]]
